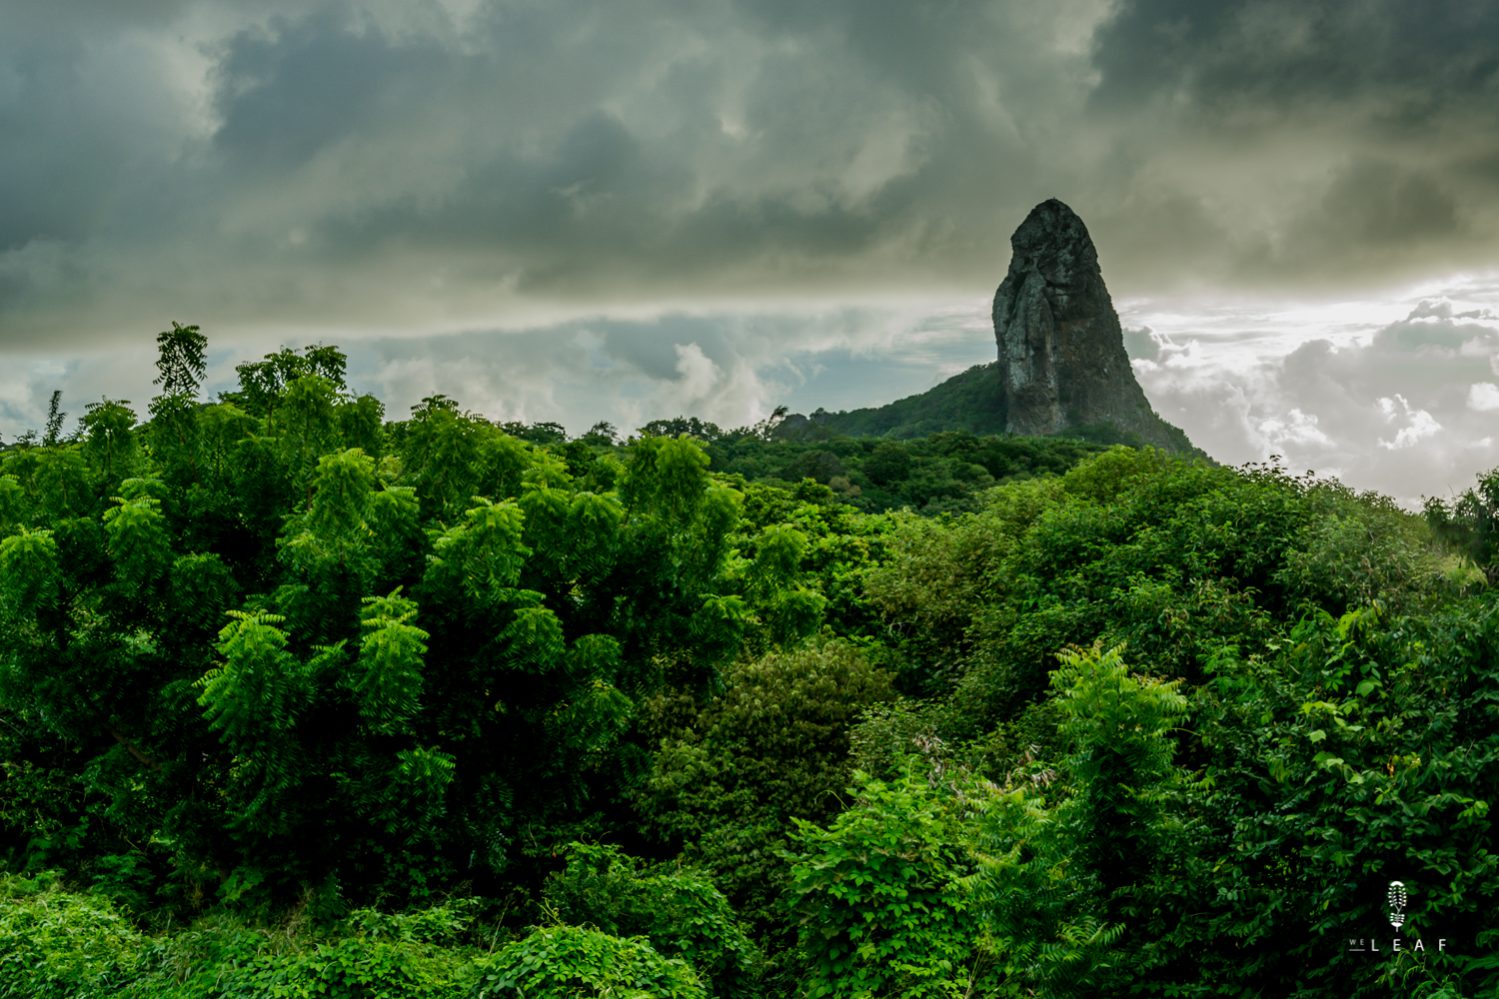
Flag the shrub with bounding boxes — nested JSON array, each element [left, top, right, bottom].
[[470, 925, 704, 999], [0, 873, 145, 998]]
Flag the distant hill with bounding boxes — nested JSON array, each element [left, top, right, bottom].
[[777, 364, 1005, 440], [775, 362, 1197, 453]]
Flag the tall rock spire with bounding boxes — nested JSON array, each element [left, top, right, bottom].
[[993, 199, 1194, 452]]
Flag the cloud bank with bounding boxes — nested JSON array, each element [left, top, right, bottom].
[[1130, 292, 1499, 506]]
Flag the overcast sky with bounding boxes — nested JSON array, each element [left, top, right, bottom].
[[2, 0, 1497, 504]]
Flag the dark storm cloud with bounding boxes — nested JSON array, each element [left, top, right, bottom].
[[210, 9, 462, 173], [1317, 160, 1461, 243], [232, 2, 1007, 265], [0, 32, 185, 252], [1273, 158, 1476, 282], [3, 0, 1496, 339], [1091, 0, 1499, 120], [1087, 0, 1499, 285], [4, 0, 198, 30], [99, 0, 1059, 315]]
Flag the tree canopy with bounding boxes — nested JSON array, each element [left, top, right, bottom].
[[0, 325, 1495, 997]]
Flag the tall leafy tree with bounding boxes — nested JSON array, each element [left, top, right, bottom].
[[42, 390, 66, 447], [151, 322, 208, 401]]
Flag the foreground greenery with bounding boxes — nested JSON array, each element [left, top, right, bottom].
[[2, 325, 1498, 996]]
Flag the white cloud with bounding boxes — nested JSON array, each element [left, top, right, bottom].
[[1379, 407, 1442, 450], [1468, 383, 1499, 412], [1375, 393, 1442, 449], [1259, 408, 1332, 449], [673, 343, 720, 401]]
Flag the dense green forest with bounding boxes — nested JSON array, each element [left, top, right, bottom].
[[2, 324, 1499, 996]]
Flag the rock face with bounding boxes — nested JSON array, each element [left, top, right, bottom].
[[993, 199, 1193, 452]]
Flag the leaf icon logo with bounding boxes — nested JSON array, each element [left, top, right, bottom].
[[1388, 881, 1407, 930]]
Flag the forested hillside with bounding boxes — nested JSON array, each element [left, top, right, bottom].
[[633, 411, 1108, 515], [752, 362, 1194, 454], [2, 326, 1498, 997]]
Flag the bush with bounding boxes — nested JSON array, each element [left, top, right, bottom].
[[543, 843, 759, 996], [122, 902, 479, 999], [785, 767, 1001, 998], [470, 925, 704, 999], [0, 873, 145, 998], [639, 641, 894, 928]]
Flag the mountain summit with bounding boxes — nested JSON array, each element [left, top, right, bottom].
[[992, 199, 1193, 451], [777, 200, 1197, 454]]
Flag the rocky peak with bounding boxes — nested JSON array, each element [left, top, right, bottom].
[[1007, 198, 1098, 284], [992, 199, 1194, 452]]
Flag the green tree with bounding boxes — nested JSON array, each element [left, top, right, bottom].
[[1049, 644, 1187, 901], [152, 322, 208, 401], [197, 611, 315, 849], [641, 642, 894, 932], [1426, 467, 1499, 585], [42, 390, 67, 447], [349, 589, 429, 735], [276, 448, 382, 640], [229, 344, 348, 418], [543, 842, 759, 996], [80, 398, 141, 493], [103, 478, 173, 596], [786, 766, 1001, 998]]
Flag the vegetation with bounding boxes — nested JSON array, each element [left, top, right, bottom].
[[765, 361, 1195, 455], [777, 362, 1011, 439], [1, 324, 1497, 996], [641, 410, 1109, 515]]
